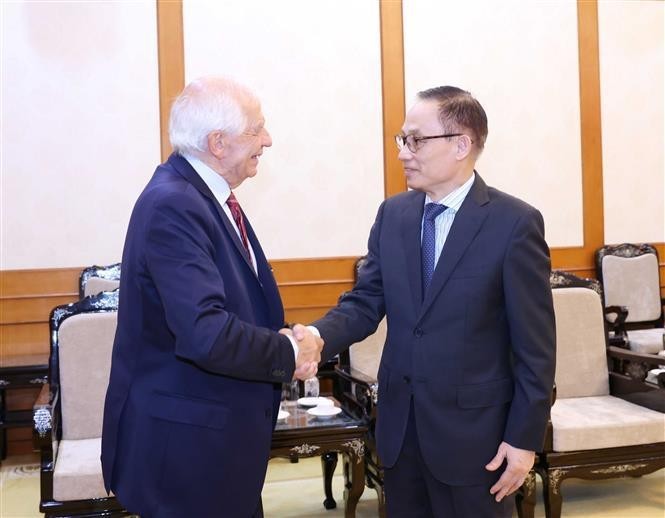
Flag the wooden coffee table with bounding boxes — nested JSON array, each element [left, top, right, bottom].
[[271, 399, 367, 517]]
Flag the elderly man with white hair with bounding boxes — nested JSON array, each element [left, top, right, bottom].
[[101, 76, 322, 517]]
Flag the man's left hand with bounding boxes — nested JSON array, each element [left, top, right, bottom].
[[485, 441, 535, 502]]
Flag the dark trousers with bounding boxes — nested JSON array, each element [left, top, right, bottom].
[[383, 402, 514, 518]]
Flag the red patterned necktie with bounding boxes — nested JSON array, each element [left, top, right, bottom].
[[226, 192, 251, 258]]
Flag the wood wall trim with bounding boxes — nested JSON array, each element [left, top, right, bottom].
[[576, 0, 605, 260], [379, 0, 407, 198], [156, 0, 184, 162], [0, 258, 358, 359]]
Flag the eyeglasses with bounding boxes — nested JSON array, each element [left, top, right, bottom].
[[394, 133, 469, 153]]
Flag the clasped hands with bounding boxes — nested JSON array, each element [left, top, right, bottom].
[[279, 324, 324, 380]]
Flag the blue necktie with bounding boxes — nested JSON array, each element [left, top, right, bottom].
[[422, 203, 448, 297]]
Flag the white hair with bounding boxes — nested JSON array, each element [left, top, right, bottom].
[[168, 76, 260, 155]]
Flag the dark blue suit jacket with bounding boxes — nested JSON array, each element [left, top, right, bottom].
[[314, 173, 556, 486], [101, 154, 295, 517]]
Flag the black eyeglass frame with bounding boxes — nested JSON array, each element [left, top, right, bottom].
[[394, 133, 473, 153]]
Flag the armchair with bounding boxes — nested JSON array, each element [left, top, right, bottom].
[[595, 243, 664, 359], [534, 271, 665, 518], [78, 263, 121, 298], [33, 289, 128, 517]]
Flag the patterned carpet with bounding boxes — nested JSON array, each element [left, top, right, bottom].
[[1, 453, 663, 517]]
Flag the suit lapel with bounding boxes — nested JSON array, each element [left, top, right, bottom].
[[419, 173, 490, 319], [245, 219, 286, 329], [401, 191, 426, 310], [167, 154, 257, 277]]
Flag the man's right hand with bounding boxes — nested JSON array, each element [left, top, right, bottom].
[[279, 324, 323, 380]]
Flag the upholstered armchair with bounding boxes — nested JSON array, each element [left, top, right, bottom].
[[78, 263, 121, 298], [534, 271, 665, 518], [595, 244, 664, 368], [33, 290, 129, 517]]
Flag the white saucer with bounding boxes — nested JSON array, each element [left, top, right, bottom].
[[297, 397, 333, 407], [277, 409, 290, 421], [307, 406, 342, 419]]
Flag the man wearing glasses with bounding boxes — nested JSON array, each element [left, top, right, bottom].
[[301, 86, 556, 517]]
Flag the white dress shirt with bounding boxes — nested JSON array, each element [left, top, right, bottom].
[[423, 173, 475, 270], [184, 154, 258, 272]]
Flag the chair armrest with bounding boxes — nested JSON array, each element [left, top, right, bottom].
[[33, 383, 55, 446], [607, 346, 665, 396], [334, 365, 378, 421], [335, 364, 377, 387], [605, 305, 629, 347], [607, 345, 665, 366]]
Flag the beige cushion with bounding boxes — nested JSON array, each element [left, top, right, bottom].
[[83, 277, 119, 297], [53, 438, 111, 501], [58, 312, 117, 440], [552, 287, 610, 399], [349, 318, 386, 381], [551, 395, 665, 451], [627, 328, 665, 354], [602, 254, 661, 322]]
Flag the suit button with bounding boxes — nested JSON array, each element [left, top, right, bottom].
[[413, 328, 423, 338], [272, 369, 284, 377], [403, 375, 411, 383]]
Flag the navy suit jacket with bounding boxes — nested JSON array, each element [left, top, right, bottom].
[[313, 173, 556, 486], [101, 154, 295, 517]]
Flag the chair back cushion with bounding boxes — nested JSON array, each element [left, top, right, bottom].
[[82, 277, 120, 298], [58, 311, 117, 440], [552, 287, 610, 398], [602, 253, 661, 322], [349, 317, 386, 380]]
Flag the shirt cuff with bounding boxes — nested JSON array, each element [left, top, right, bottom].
[[307, 326, 321, 337], [285, 334, 299, 361]]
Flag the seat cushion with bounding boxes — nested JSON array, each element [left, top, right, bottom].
[[552, 288, 610, 398], [349, 318, 386, 381], [627, 328, 665, 354], [551, 395, 665, 452], [58, 311, 117, 440], [602, 253, 661, 322], [53, 438, 111, 501]]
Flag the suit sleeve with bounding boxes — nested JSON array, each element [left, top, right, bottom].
[[312, 201, 387, 362], [143, 189, 295, 383], [502, 208, 556, 451]]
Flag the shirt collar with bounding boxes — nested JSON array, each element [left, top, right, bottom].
[[424, 173, 475, 213], [183, 154, 232, 205]]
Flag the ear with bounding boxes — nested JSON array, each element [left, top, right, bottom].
[[456, 135, 473, 160], [207, 130, 225, 159]]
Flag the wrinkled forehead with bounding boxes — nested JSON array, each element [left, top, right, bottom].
[[401, 99, 443, 134], [240, 96, 265, 129]]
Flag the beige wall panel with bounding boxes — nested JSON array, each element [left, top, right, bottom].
[[1, 1, 160, 269], [402, 0, 583, 247], [182, 0, 384, 259], [599, 1, 664, 245]]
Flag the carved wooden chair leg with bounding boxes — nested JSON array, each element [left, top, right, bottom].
[[515, 470, 537, 518], [321, 452, 338, 510], [541, 468, 564, 518]]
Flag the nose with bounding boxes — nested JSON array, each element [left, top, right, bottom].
[[398, 145, 412, 161], [262, 128, 273, 148]]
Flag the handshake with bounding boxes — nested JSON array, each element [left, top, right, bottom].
[[280, 324, 324, 381]]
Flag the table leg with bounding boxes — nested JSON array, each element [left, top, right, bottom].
[[321, 452, 338, 509], [343, 451, 365, 518]]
